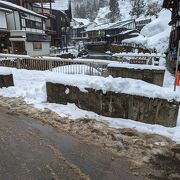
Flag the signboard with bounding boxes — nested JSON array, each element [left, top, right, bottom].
[[130, 59, 147, 64]]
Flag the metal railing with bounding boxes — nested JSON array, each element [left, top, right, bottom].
[[0, 54, 111, 76], [50, 46, 75, 56], [112, 52, 164, 65]]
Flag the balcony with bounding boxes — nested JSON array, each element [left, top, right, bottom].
[[34, 7, 56, 19], [39, 12, 55, 19], [45, 28, 56, 35]]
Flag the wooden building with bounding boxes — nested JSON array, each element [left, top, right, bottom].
[[40, 0, 72, 47], [163, 0, 180, 68], [86, 19, 139, 45], [135, 18, 151, 31], [71, 18, 96, 43], [0, 0, 51, 56], [7, 0, 72, 48]]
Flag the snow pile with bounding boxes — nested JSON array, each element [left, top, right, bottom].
[[73, 18, 91, 27], [123, 10, 171, 53], [0, 68, 12, 75], [45, 73, 179, 102]]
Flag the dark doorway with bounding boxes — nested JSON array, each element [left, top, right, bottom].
[[11, 41, 26, 54]]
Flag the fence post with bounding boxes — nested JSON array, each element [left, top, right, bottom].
[[49, 60, 53, 71], [16, 58, 21, 69]]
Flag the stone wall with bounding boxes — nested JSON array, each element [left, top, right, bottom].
[[0, 74, 14, 88], [46, 82, 179, 127], [107, 67, 165, 86]]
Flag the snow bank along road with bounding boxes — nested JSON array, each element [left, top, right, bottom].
[[0, 105, 144, 180], [0, 67, 180, 142]]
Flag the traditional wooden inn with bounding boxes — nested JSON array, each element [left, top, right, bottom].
[[6, 0, 72, 49], [71, 18, 97, 43], [163, 0, 180, 68], [33, 6, 72, 48], [85, 19, 139, 45], [0, 0, 51, 56], [42, 0, 72, 48], [135, 18, 151, 31]]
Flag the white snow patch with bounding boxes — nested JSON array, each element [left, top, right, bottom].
[[108, 63, 165, 70], [123, 10, 171, 53], [0, 68, 12, 75]]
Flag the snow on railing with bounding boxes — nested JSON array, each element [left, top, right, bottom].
[[112, 52, 165, 65], [0, 53, 110, 76]]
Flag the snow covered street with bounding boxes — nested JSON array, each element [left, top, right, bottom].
[[0, 66, 180, 143]]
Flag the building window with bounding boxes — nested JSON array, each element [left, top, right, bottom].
[[25, 19, 43, 30], [33, 42, 42, 50]]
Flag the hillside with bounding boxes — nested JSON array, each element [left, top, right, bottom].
[[72, 0, 163, 22]]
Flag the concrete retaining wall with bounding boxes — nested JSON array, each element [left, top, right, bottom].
[[46, 82, 179, 127], [0, 74, 14, 88], [107, 67, 165, 86]]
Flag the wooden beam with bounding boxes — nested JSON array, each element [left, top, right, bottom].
[[40, 0, 44, 14], [19, 0, 24, 6], [49, 0, 52, 14]]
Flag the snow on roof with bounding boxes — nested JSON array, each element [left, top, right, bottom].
[[120, 29, 136, 35], [0, 0, 46, 18], [136, 16, 152, 22], [73, 18, 91, 26], [43, 0, 69, 11], [86, 22, 115, 32], [109, 19, 135, 29], [86, 19, 135, 32]]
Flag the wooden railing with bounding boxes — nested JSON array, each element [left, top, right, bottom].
[[0, 54, 111, 76]]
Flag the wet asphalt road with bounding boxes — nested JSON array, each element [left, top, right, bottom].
[[0, 106, 144, 180]]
